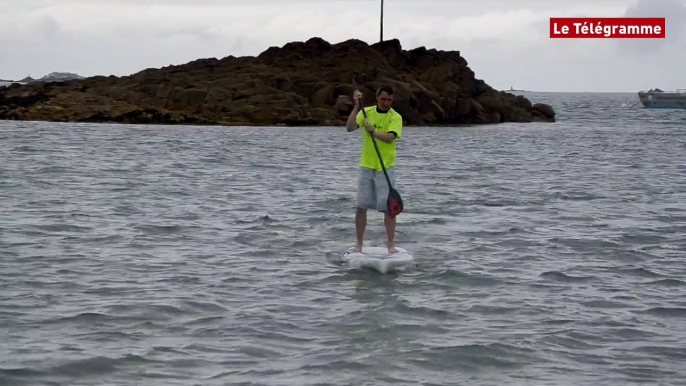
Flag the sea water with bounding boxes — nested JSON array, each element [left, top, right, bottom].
[[1, 91, 685, 385]]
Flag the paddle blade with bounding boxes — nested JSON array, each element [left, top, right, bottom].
[[386, 188, 403, 218]]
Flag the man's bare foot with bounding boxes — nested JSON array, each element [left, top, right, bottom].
[[351, 243, 363, 253], [388, 244, 398, 254]]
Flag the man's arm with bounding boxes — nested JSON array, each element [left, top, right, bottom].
[[346, 105, 360, 132], [375, 113, 402, 143], [370, 131, 397, 143], [347, 90, 365, 132]]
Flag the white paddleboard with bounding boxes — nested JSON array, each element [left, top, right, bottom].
[[341, 246, 415, 273]]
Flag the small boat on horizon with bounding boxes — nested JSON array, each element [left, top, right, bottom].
[[637, 88, 686, 109]]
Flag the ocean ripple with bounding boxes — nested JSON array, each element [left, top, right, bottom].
[[1, 93, 686, 385]]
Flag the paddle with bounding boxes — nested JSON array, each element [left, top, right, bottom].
[[352, 79, 404, 219]]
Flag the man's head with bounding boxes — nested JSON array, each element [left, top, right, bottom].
[[376, 85, 394, 111]]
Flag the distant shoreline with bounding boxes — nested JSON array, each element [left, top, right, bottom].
[[502, 89, 639, 94], [0, 80, 26, 86]]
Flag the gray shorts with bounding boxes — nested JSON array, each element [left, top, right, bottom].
[[356, 166, 397, 212]]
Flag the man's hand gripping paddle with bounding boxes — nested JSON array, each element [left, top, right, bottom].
[[352, 78, 404, 219]]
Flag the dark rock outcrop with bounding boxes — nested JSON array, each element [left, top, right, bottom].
[[0, 37, 555, 126]]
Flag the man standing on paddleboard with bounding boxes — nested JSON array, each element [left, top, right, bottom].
[[345, 85, 403, 254]]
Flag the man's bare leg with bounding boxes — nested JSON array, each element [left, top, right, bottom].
[[385, 212, 397, 253], [353, 208, 367, 252]]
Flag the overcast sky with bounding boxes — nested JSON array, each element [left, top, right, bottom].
[[0, 0, 683, 92]]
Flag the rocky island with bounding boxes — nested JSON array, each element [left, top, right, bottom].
[[0, 38, 555, 126]]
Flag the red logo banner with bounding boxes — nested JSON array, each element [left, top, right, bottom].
[[550, 18, 666, 38]]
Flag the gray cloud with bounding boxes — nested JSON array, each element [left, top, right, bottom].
[[613, 0, 686, 54], [0, 0, 683, 92]]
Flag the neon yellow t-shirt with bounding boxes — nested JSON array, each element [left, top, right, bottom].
[[356, 106, 403, 171]]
